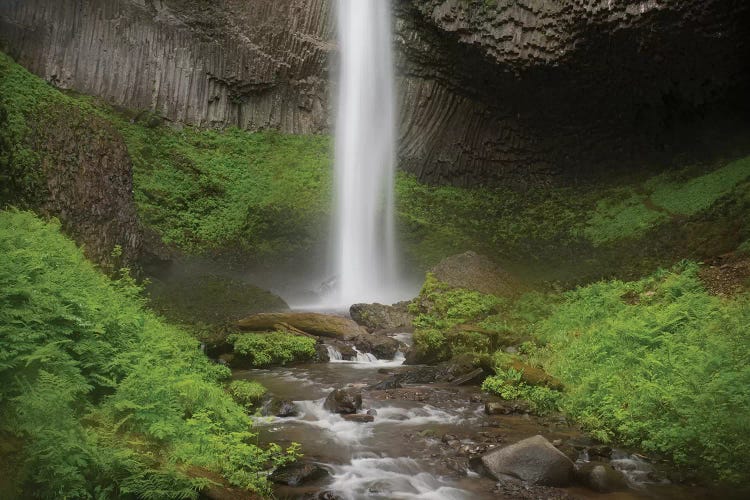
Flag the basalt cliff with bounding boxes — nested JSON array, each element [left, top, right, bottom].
[[2, 0, 748, 185]]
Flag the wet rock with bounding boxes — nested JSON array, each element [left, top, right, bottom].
[[575, 462, 628, 493], [480, 435, 575, 486], [260, 398, 298, 418], [236, 312, 367, 339], [484, 401, 531, 415], [366, 408, 378, 416], [323, 388, 362, 414], [368, 375, 403, 390], [557, 444, 580, 463], [450, 367, 485, 386], [341, 413, 374, 423], [352, 333, 401, 359], [429, 251, 520, 296], [302, 493, 343, 500], [326, 341, 357, 360], [350, 302, 414, 331], [269, 462, 329, 486], [314, 343, 330, 363]]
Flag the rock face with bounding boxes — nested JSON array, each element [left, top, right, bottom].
[[3, 0, 748, 185], [395, 0, 750, 185], [429, 251, 519, 296], [0, 0, 333, 133], [236, 312, 367, 339], [480, 435, 576, 486], [25, 100, 144, 268], [350, 302, 414, 332]]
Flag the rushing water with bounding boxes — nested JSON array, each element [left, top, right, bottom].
[[237, 339, 736, 500], [329, 0, 405, 306]]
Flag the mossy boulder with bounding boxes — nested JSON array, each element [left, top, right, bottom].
[[236, 312, 367, 339], [350, 302, 414, 331]]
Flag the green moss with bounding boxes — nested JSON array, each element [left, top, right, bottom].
[[0, 52, 77, 206], [0, 210, 298, 497], [650, 157, 750, 214], [583, 188, 669, 244], [229, 331, 317, 367], [227, 380, 267, 410]]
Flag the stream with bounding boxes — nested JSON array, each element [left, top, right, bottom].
[[231, 331, 726, 500]]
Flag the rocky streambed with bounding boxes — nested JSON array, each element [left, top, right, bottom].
[[223, 321, 722, 500]]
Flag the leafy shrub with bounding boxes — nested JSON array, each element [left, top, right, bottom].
[[0, 210, 297, 498], [482, 367, 562, 415], [229, 332, 317, 367], [412, 328, 449, 362], [228, 380, 267, 409]]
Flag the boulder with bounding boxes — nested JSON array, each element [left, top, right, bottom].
[[429, 251, 519, 296], [269, 462, 329, 486], [350, 302, 414, 331], [575, 462, 628, 493], [485, 400, 531, 415], [480, 435, 575, 486], [352, 334, 401, 360], [260, 398, 298, 418], [323, 388, 362, 414], [236, 312, 367, 339]]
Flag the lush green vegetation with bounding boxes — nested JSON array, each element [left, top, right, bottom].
[[227, 380, 267, 410], [535, 263, 750, 482], [110, 117, 332, 257], [0, 51, 75, 206], [229, 332, 317, 367], [414, 266, 750, 483], [0, 50, 332, 261], [397, 158, 750, 269], [0, 210, 297, 498], [4, 49, 748, 278]]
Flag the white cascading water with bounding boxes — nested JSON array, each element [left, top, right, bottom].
[[329, 0, 401, 306]]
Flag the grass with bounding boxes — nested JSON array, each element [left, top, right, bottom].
[[0, 210, 297, 498]]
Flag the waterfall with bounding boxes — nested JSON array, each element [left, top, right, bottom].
[[329, 0, 401, 306]]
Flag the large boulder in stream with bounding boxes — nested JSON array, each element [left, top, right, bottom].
[[352, 334, 401, 360], [236, 312, 367, 339], [430, 251, 520, 296], [350, 302, 414, 331], [575, 462, 628, 493], [480, 435, 576, 486], [323, 388, 362, 414], [270, 462, 329, 486]]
